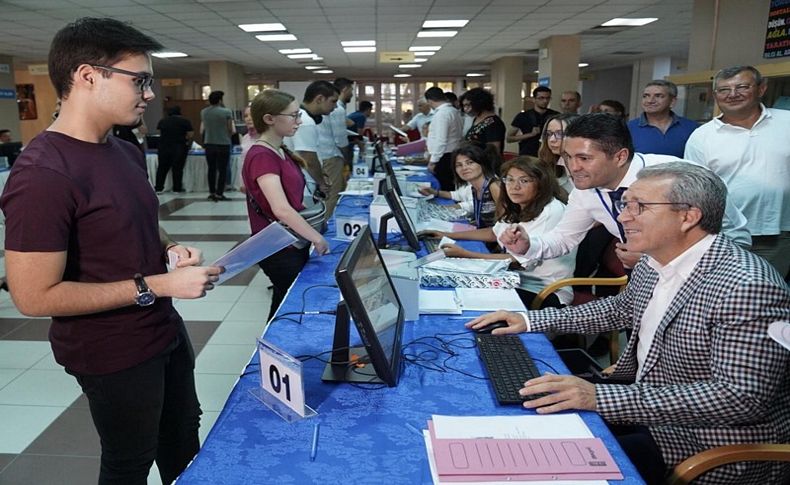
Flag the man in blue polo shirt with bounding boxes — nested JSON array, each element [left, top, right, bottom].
[[627, 80, 698, 158]]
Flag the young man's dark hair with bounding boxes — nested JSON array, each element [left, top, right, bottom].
[[208, 90, 224, 105], [333, 77, 354, 91], [304, 80, 339, 103], [444, 91, 458, 106], [48, 17, 162, 99], [0, 129, 10, 139], [168, 105, 182, 116], [532, 86, 552, 98], [424, 86, 446, 102], [359, 100, 373, 112], [564, 113, 635, 162]]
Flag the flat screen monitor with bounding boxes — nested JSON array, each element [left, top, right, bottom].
[[322, 225, 404, 386], [380, 176, 421, 251], [0, 142, 23, 167]]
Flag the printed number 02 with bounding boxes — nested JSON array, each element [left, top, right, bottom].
[[268, 364, 291, 401], [343, 222, 362, 237]]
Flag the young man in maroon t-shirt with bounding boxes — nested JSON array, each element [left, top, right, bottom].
[[0, 18, 222, 484]]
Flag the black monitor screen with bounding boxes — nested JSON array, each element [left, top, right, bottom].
[[0, 142, 23, 167], [330, 225, 404, 386], [382, 176, 420, 251]]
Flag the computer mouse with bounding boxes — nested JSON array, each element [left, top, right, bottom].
[[473, 321, 509, 334]]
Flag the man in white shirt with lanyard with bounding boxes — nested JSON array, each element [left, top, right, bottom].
[[424, 86, 463, 191], [684, 65, 790, 278], [499, 114, 750, 269], [468, 162, 789, 485]]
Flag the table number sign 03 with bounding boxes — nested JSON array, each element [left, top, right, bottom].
[[334, 214, 368, 241]]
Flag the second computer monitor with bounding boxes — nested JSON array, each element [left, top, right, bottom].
[[380, 176, 420, 251]]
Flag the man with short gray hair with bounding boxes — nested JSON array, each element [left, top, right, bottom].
[[685, 65, 790, 277], [470, 161, 790, 484], [628, 80, 698, 158]]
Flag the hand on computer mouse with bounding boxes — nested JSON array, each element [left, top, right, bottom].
[[473, 321, 509, 334], [465, 310, 527, 334]]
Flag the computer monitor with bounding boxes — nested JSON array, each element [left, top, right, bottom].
[[379, 176, 421, 251], [0, 142, 23, 167], [322, 225, 404, 386]]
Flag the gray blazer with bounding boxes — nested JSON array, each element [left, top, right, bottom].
[[530, 234, 790, 484]]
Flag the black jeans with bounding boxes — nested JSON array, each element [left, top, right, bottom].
[[155, 143, 188, 192], [73, 324, 201, 485], [204, 144, 230, 196], [433, 152, 455, 192], [258, 245, 310, 321]]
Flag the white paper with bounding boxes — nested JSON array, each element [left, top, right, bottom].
[[339, 189, 374, 196], [423, 258, 510, 275], [456, 288, 526, 312], [389, 124, 409, 138], [212, 222, 297, 285], [768, 321, 790, 352], [419, 289, 461, 314], [417, 219, 456, 233], [438, 236, 456, 247], [167, 250, 180, 271], [424, 416, 606, 485], [398, 165, 428, 172]]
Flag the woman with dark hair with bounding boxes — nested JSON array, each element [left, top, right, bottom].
[[243, 89, 330, 320], [418, 142, 501, 229], [537, 113, 580, 196], [462, 87, 506, 154], [424, 157, 575, 308]]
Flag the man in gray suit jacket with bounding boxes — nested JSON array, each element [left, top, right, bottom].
[[468, 162, 789, 485]]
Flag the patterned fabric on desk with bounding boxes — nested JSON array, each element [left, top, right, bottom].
[[177, 195, 644, 485]]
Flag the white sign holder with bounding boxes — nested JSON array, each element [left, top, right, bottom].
[[250, 339, 317, 422], [334, 214, 369, 241]]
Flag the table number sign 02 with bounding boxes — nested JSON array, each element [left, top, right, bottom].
[[334, 214, 369, 242]]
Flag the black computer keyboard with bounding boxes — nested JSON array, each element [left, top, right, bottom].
[[476, 334, 548, 405], [422, 237, 441, 253]]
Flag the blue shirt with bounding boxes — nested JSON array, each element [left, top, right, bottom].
[[627, 112, 699, 158], [347, 111, 367, 132]]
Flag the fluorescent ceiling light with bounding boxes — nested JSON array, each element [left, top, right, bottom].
[[314, 69, 333, 74], [413, 58, 427, 62], [239, 23, 286, 32], [393, 73, 412, 78], [343, 47, 376, 53], [287, 53, 320, 59], [409, 46, 440, 51], [534, 70, 540, 73], [466, 73, 484, 77], [152, 52, 188, 58], [279, 48, 311, 54], [417, 30, 457, 38], [578, 62, 589, 67], [398, 64, 421, 68], [305, 66, 323, 70], [412, 51, 436, 56], [601, 18, 658, 27], [256, 34, 297, 41], [341, 40, 375, 47], [423, 20, 468, 28]]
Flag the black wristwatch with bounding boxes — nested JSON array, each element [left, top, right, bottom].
[[133, 273, 156, 307]]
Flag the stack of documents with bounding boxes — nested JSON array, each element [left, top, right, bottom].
[[418, 288, 526, 314], [423, 415, 622, 484]]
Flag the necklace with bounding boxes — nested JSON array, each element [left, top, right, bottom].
[[256, 137, 285, 157]]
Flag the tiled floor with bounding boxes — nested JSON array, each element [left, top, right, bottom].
[[0, 191, 271, 485]]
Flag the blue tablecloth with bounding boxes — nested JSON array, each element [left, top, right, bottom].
[[177, 187, 644, 484]]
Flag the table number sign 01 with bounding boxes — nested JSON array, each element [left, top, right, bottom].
[[251, 339, 317, 422]]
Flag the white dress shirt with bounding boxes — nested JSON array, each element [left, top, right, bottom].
[[406, 111, 433, 134], [520, 153, 751, 264], [284, 108, 319, 157], [317, 112, 342, 161], [637, 234, 716, 379], [684, 104, 790, 235], [332, 100, 350, 149], [449, 184, 473, 214], [426, 103, 463, 163], [493, 199, 576, 304]]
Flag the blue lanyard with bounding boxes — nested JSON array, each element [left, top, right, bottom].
[[594, 155, 645, 242], [472, 178, 491, 227]]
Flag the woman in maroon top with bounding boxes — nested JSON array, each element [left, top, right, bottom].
[[243, 89, 330, 320]]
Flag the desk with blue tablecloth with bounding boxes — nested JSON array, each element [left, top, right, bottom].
[[177, 171, 644, 484]]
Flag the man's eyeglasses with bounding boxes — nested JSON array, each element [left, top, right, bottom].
[[91, 65, 154, 92], [545, 130, 564, 140], [614, 200, 691, 216], [502, 176, 535, 187], [713, 84, 754, 97], [277, 111, 302, 120]]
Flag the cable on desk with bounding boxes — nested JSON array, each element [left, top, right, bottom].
[[400, 333, 487, 380], [298, 284, 339, 324]]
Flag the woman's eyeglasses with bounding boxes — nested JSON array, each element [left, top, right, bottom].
[[502, 176, 535, 187], [91, 65, 154, 92], [277, 111, 302, 120], [545, 130, 564, 140]]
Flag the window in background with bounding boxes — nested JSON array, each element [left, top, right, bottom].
[[201, 85, 211, 100]]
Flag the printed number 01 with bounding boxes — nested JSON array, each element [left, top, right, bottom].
[[268, 364, 291, 401], [343, 222, 362, 237]]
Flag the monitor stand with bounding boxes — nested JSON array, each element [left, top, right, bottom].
[[321, 301, 385, 384], [376, 212, 416, 253]]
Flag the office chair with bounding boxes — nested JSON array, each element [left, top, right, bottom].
[[666, 443, 790, 484]]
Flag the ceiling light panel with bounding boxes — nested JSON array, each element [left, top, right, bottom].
[[422, 20, 468, 28], [417, 30, 457, 38], [238, 23, 286, 32], [601, 18, 658, 27], [279, 48, 311, 54], [341, 40, 375, 47], [256, 34, 297, 41], [409, 46, 441, 51], [343, 47, 376, 53]]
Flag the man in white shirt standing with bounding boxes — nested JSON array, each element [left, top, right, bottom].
[[401, 98, 433, 137], [424, 87, 462, 191], [468, 162, 790, 485], [314, 77, 352, 216], [684, 65, 790, 278], [499, 114, 750, 269]]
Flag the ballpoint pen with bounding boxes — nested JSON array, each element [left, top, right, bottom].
[[309, 423, 320, 462]]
